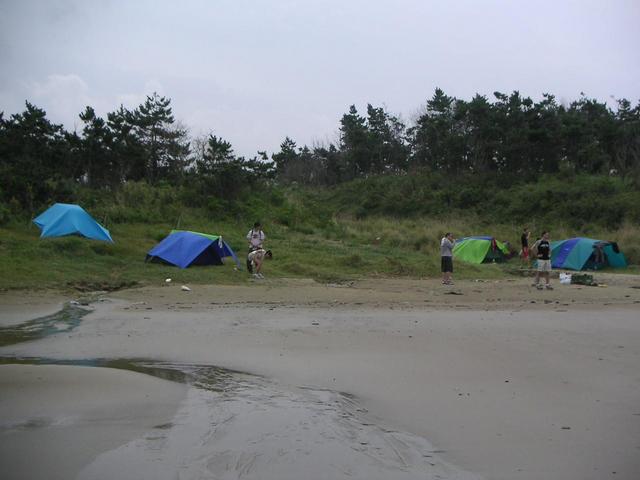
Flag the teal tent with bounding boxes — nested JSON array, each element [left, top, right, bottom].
[[33, 203, 113, 242], [551, 237, 626, 271], [453, 236, 510, 264]]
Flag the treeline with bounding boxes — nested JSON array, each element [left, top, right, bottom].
[[277, 89, 640, 184], [0, 93, 272, 219], [1, 89, 639, 222]]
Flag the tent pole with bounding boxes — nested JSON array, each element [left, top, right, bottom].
[[176, 214, 182, 230]]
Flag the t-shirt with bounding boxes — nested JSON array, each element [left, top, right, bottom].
[[440, 237, 454, 257], [247, 229, 265, 249], [536, 239, 550, 260], [521, 232, 529, 248]]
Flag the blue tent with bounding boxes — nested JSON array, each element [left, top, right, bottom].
[[551, 237, 627, 271], [33, 203, 113, 242], [146, 230, 241, 269]]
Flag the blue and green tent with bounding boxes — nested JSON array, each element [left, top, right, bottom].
[[33, 203, 113, 242], [146, 230, 241, 269], [551, 237, 626, 271], [453, 236, 510, 264]]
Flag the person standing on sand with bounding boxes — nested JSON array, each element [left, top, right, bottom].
[[521, 227, 531, 263], [532, 231, 553, 290], [246, 221, 265, 273], [440, 232, 455, 285]]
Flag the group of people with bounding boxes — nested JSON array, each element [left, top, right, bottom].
[[440, 228, 553, 290], [521, 228, 553, 290], [250, 222, 554, 288]]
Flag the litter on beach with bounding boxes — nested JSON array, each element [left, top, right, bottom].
[[559, 273, 572, 285]]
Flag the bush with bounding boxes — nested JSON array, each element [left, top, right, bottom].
[[41, 237, 89, 255], [0, 201, 10, 226], [341, 254, 366, 268], [90, 243, 115, 256]]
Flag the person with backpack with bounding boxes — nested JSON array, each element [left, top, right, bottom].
[[246, 222, 266, 274]]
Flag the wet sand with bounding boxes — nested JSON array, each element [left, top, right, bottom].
[[1, 275, 640, 479], [0, 364, 187, 480], [0, 291, 65, 327]]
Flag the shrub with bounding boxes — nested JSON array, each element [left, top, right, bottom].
[[341, 254, 365, 268], [42, 237, 89, 255], [90, 243, 115, 256]]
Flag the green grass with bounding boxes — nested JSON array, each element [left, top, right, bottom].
[[3, 213, 636, 292]]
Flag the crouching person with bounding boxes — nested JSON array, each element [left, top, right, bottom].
[[246, 221, 266, 273], [248, 249, 272, 279]]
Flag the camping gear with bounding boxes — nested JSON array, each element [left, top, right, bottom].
[[33, 203, 113, 242], [570, 273, 597, 286], [453, 236, 510, 264], [551, 237, 626, 271], [559, 273, 572, 285], [146, 230, 241, 269]]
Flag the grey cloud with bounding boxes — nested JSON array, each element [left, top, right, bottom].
[[1, 0, 638, 157]]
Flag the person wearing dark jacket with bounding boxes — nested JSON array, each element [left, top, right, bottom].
[[532, 231, 553, 290]]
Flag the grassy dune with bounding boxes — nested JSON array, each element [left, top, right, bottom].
[[1, 213, 637, 292]]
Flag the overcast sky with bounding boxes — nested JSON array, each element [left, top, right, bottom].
[[1, 0, 638, 158]]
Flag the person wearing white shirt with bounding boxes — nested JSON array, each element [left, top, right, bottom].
[[246, 222, 265, 273]]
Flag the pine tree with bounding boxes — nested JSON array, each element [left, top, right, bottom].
[[130, 93, 189, 183]]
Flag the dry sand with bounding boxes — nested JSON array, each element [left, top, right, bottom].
[[1, 274, 639, 479]]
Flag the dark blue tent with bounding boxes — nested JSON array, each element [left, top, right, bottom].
[[33, 203, 113, 242], [146, 230, 240, 269]]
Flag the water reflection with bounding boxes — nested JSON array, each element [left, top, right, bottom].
[[0, 304, 91, 347]]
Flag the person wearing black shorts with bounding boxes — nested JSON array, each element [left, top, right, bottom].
[[440, 232, 455, 285]]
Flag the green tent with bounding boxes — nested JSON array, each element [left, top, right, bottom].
[[453, 236, 510, 264]]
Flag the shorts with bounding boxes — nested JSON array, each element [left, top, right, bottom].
[[521, 246, 529, 259], [441, 256, 453, 273], [537, 259, 552, 272]]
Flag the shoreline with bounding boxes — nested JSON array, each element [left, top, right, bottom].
[[113, 274, 640, 314], [2, 272, 639, 315], [1, 276, 639, 479]]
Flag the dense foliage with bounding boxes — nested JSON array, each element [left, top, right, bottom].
[[1, 89, 639, 228], [276, 90, 640, 184]]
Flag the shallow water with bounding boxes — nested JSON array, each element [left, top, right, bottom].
[[0, 305, 481, 480], [0, 303, 91, 347], [78, 361, 480, 480], [1, 355, 480, 480]]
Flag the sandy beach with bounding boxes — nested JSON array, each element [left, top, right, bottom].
[[1, 275, 639, 479]]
